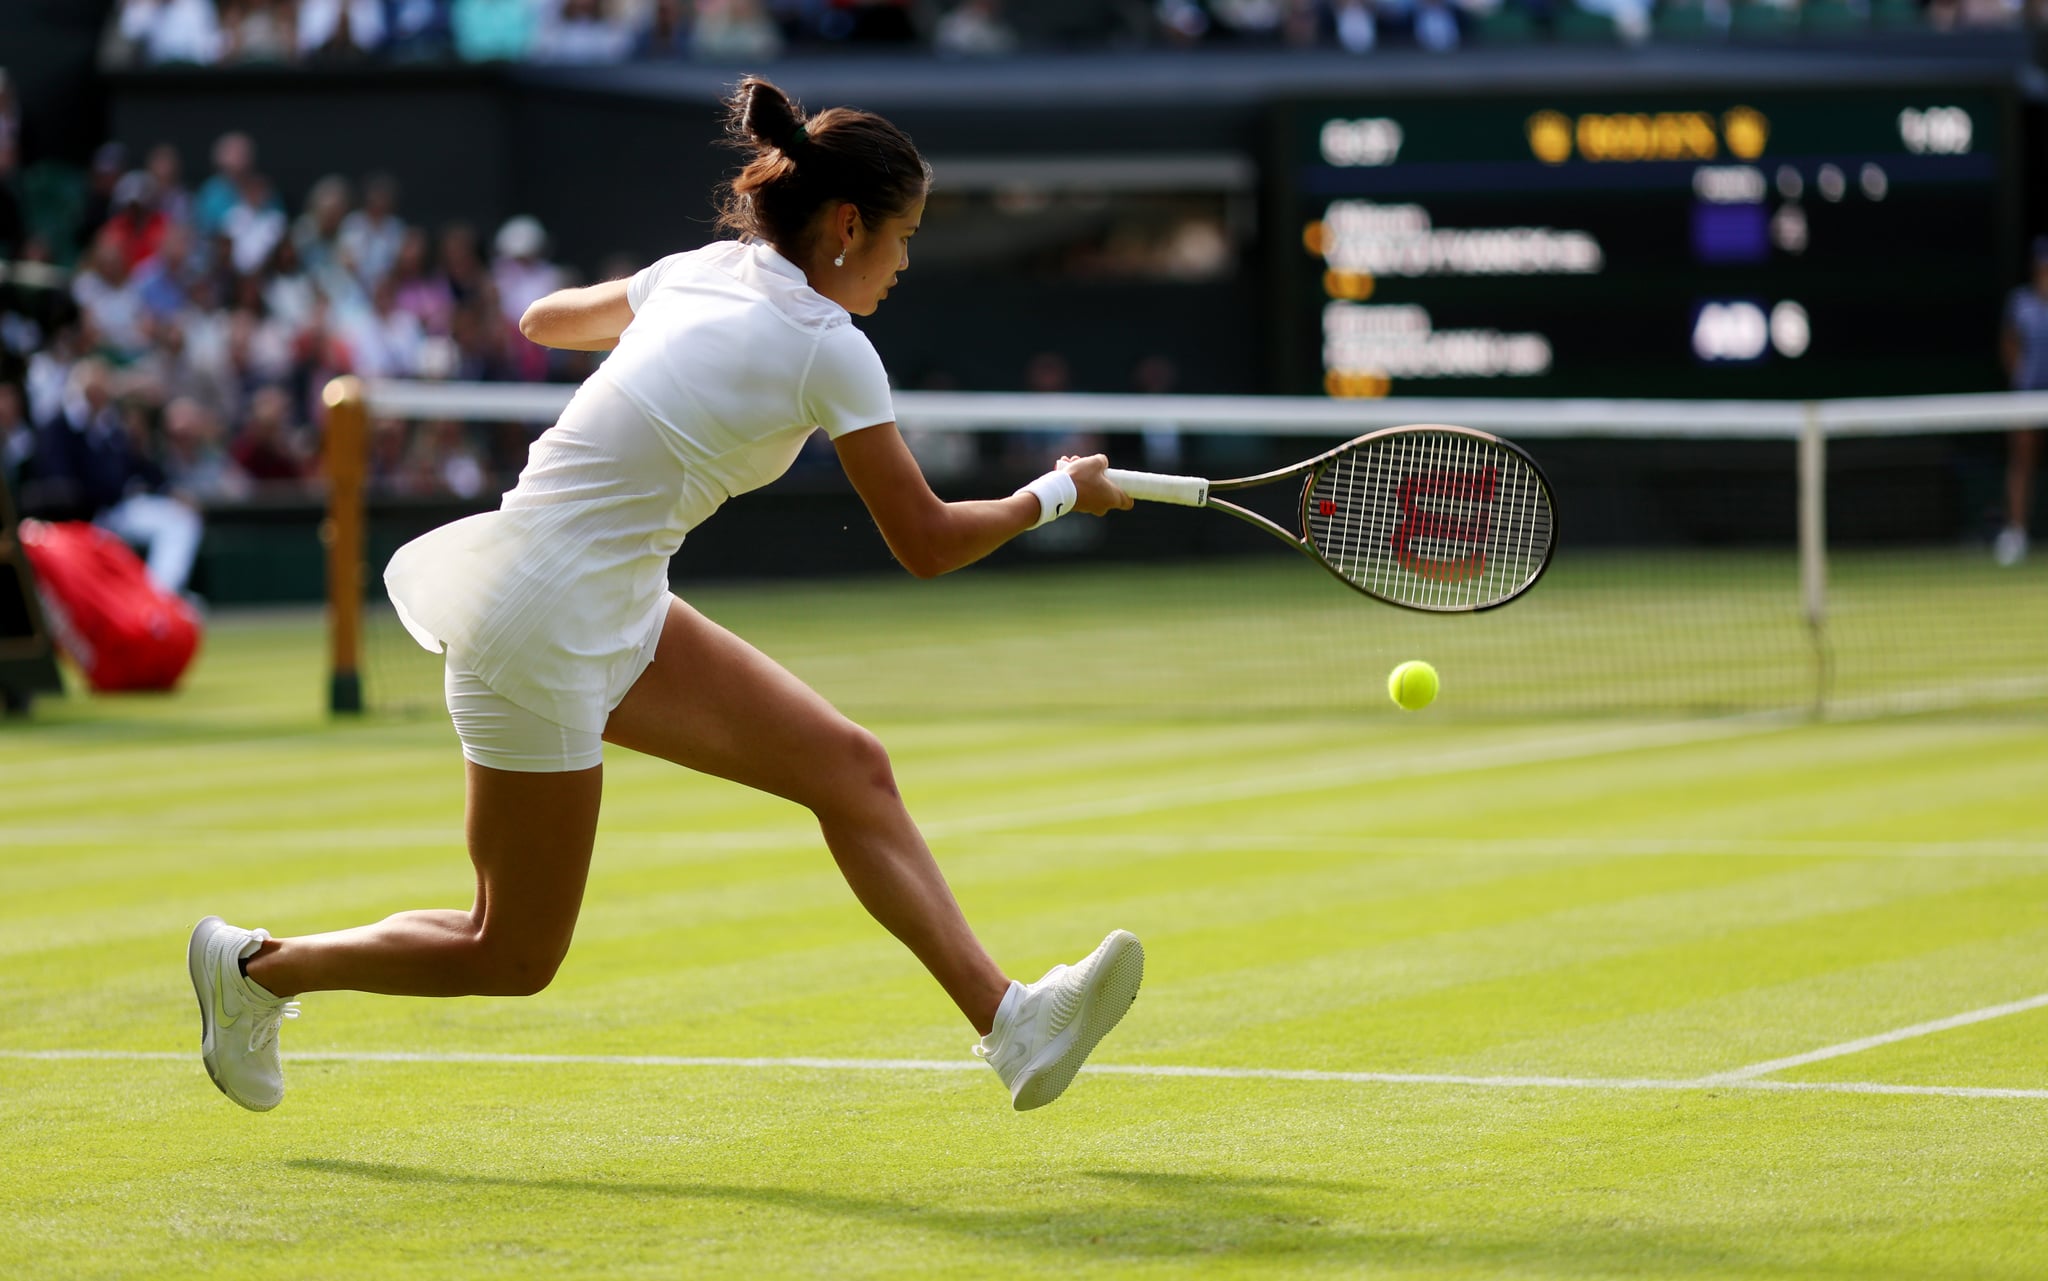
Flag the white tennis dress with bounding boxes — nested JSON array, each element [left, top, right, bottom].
[[384, 240, 895, 732]]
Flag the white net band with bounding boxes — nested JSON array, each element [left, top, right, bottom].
[[360, 379, 2048, 441]]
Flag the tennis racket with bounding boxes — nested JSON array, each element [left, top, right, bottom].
[[1106, 424, 1556, 612]]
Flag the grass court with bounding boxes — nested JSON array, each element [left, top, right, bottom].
[[5, 559, 2047, 1279]]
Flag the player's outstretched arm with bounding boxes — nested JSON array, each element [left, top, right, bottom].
[[835, 423, 1130, 579], [518, 279, 634, 352]]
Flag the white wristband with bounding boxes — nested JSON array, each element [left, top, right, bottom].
[[1018, 470, 1078, 529]]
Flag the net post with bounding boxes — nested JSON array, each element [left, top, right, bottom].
[[1797, 402, 1831, 715], [322, 375, 368, 715]]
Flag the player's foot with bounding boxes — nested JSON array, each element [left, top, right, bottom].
[[1995, 526, 2029, 567], [973, 929, 1143, 1111], [187, 915, 299, 1111]]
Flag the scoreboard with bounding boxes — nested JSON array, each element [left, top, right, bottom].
[[1275, 88, 2014, 399]]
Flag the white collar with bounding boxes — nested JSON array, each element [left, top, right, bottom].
[[752, 241, 808, 284]]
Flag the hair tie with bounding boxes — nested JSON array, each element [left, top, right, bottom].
[[789, 125, 808, 147]]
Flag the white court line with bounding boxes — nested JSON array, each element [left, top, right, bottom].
[[6, 1049, 2045, 1101], [1702, 992, 2048, 1084]]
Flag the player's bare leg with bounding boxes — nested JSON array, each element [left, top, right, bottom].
[[603, 596, 1013, 1034], [243, 762, 604, 998]]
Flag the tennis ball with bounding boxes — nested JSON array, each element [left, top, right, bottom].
[[1387, 660, 1439, 711]]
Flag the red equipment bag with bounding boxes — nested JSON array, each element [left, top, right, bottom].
[[18, 520, 202, 692]]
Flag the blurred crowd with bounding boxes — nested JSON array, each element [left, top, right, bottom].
[[0, 127, 602, 592], [103, 0, 1973, 65]]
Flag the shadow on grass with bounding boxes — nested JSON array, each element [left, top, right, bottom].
[[290, 1156, 1379, 1259], [284, 1156, 1753, 1271]]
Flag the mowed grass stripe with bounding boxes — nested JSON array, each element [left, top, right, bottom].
[[1438, 926, 2048, 1085], [1265, 883, 2048, 1080], [1130, 854, 2043, 1065]]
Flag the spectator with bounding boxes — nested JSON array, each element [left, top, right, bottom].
[[934, 0, 1018, 55], [116, 0, 226, 65], [25, 321, 84, 428], [133, 222, 199, 320], [160, 396, 252, 503], [193, 133, 260, 238], [167, 282, 244, 420], [408, 418, 488, 498], [1573, 0, 1650, 42], [447, 299, 511, 381], [1007, 350, 1101, 472], [72, 234, 153, 361], [292, 175, 354, 280], [535, 0, 636, 61], [1131, 354, 1183, 470], [1282, 0, 1318, 43], [1996, 236, 2048, 566], [490, 216, 563, 330], [101, 173, 170, 275], [1156, 0, 1210, 44], [633, 0, 692, 57], [692, 0, 785, 60], [389, 0, 458, 58], [226, 303, 296, 392], [390, 226, 457, 334], [1210, 0, 1287, 40], [299, 0, 390, 58], [262, 238, 320, 333], [229, 385, 309, 488], [438, 221, 490, 309], [1331, 0, 1376, 49], [453, 0, 540, 60], [222, 172, 288, 275], [145, 143, 193, 231], [25, 358, 204, 594], [345, 277, 427, 378], [222, 0, 298, 62], [340, 174, 406, 289]]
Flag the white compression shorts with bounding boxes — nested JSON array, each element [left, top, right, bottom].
[[444, 656, 605, 773]]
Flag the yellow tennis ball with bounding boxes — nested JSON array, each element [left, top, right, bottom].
[[1388, 660, 1439, 711]]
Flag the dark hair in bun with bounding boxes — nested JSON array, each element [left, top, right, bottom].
[[716, 76, 931, 258]]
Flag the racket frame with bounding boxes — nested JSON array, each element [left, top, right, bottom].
[[1121, 424, 1558, 613]]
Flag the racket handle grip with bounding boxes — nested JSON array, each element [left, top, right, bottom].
[[1105, 468, 1210, 507]]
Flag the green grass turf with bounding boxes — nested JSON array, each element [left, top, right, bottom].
[[353, 549, 2048, 720], [5, 572, 2048, 1280]]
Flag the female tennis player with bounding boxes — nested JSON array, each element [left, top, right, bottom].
[[188, 77, 1143, 1114]]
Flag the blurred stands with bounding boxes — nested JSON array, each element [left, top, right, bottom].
[[95, 0, 2005, 66], [0, 0, 2034, 600]]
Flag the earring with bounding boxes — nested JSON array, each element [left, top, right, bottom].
[[833, 251, 846, 267]]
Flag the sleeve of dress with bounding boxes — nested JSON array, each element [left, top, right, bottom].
[[801, 326, 895, 439], [626, 253, 689, 314]]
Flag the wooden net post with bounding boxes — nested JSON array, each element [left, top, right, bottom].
[[322, 375, 368, 714]]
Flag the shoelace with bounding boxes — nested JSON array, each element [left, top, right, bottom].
[[248, 999, 301, 1053]]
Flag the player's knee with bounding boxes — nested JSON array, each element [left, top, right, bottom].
[[815, 721, 899, 812], [470, 931, 568, 997]]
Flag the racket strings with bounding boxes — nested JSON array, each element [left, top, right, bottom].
[[1304, 430, 1554, 611]]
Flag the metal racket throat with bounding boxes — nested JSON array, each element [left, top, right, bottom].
[[1105, 424, 1556, 612]]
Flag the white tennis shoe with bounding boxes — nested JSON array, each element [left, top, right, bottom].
[[974, 929, 1144, 1111], [1995, 527, 2029, 567], [187, 915, 299, 1112]]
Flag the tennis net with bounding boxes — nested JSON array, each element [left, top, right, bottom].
[[326, 379, 2048, 721]]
